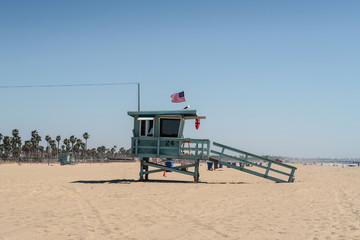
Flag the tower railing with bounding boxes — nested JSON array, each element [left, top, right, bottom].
[[131, 137, 210, 160]]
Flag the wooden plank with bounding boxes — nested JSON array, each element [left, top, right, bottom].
[[136, 153, 203, 160], [143, 162, 195, 169], [265, 162, 272, 177], [137, 146, 179, 150], [219, 148, 225, 162], [211, 150, 255, 167], [219, 160, 286, 183], [144, 163, 196, 174], [180, 147, 210, 152], [268, 167, 292, 177], [241, 167, 286, 183], [143, 162, 195, 176], [144, 169, 165, 174], [132, 137, 210, 143], [219, 161, 243, 171]]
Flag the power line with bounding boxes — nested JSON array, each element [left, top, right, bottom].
[[0, 82, 138, 89], [0, 82, 141, 111]]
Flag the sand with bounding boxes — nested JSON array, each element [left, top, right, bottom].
[[0, 162, 359, 240]]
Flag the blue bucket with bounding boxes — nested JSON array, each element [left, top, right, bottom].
[[207, 161, 213, 170], [165, 161, 174, 172], [219, 164, 223, 168], [232, 162, 237, 166]]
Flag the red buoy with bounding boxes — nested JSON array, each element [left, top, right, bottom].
[[195, 119, 200, 130]]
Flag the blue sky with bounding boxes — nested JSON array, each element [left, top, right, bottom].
[[1, 0, 359, 158]]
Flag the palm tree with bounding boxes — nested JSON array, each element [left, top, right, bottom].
[[119, 147, 125, 155], [38, 146, 44, 161], [74, 138, 83, 159], [31, 130, 36, 158], [56, 136, 61, 156], [12, 137, 22, 162], [31, 130, 38, 139], [12, 129, 19, 138], [31, 130, 41, 160], [22, 141, 32, 160], [125, 148, 131, 157], [0, 133, 3, 160], [83, 132, 89, 148], [90, 148, 96, 159], [11, 129, 21, 162], [63, 138, 71, 152], [76, 138, 82, 145], [110, 145, 117, 158], [0, 145, 3, 160], [97, 146, 106, 161], [3, 136, 11, 160], [83, 132, 89, 159], [45, 135, 51, 159], [49, 140, 57, 164], [36, 135, 42, 160], [45, 135, 51, 145], [69, 135, 76, 153], [80, 142, 86, 154]]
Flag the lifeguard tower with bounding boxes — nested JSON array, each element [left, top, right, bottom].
[[128, 109, 297, 183], [128, 110, 209, 182], [58, 152, 76, 165]]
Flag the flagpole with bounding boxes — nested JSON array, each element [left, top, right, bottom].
[[138, 82, 141, 111]]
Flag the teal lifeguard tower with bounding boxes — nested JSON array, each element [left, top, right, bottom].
[[58, 152, 76, 165], [128, 110, 209, 182], [128, 109, 297, 183]]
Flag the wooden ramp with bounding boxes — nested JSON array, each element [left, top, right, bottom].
[[211, 142, 296, 183]]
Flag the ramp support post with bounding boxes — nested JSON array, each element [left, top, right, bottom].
[[139, 157, 150, 181], [288, 168, 296, 182], [265, 162, 272, 177], [194, 160, 200, 183], [139, 158, 144, 181]]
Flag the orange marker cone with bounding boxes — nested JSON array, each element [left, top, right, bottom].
[[163, 171, 166, 177]]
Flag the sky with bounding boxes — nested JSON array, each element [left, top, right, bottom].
[[1, 0, 359, 158]]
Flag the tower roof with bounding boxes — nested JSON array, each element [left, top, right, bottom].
[[128, 110, 201, 118]]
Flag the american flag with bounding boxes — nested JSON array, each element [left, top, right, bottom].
[[171, 91, 186, 103]]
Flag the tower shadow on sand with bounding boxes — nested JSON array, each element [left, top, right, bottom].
[[71, 179, 247, 184]]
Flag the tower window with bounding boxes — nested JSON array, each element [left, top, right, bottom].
[[160, 119, 181, 137], [139, 119, 154, 137]]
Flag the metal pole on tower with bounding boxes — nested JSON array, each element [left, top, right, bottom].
[[138, 82, 141, 111]]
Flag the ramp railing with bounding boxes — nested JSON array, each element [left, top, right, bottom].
[[211, 142, 296, 183]]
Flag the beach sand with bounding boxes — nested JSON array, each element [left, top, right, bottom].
[[0, 162, 359, 240]]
